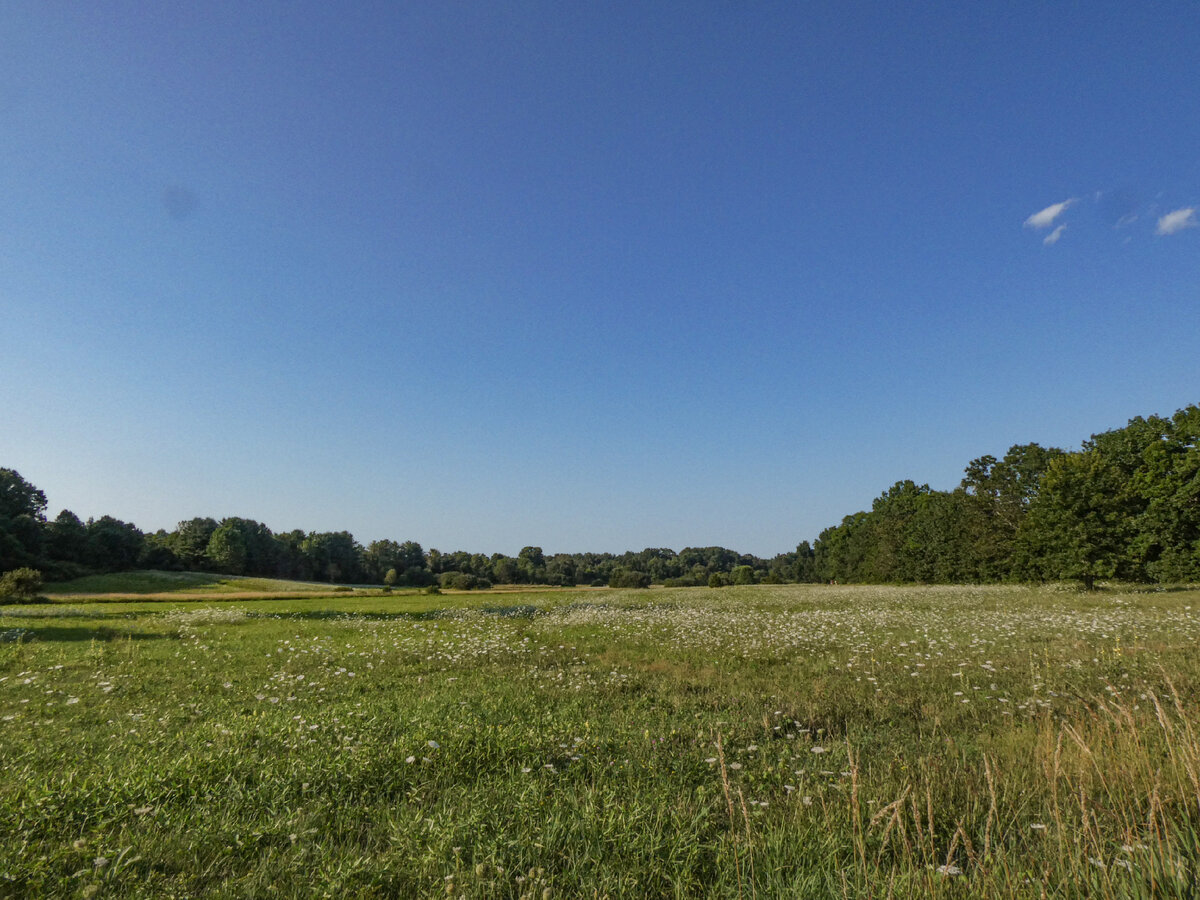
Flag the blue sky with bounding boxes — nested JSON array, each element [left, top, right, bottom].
[[2, 1, 1198, 556]]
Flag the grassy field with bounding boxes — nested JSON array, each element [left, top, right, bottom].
[[41, 570, 371, 600], [2, 584, 1198, 898]]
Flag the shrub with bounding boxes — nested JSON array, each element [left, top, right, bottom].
[[708, 572, 728, 588], [441, 573, 493, 591], [441, 572, 488, 590], [609, 567, 651, 589], [0, 568, 44, 603], [730, 565, 758, 585], [40, 561, 91, 583]]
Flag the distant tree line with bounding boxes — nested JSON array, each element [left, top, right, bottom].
[[2, 404, 1197, 590], [0, 478, 798, 588]]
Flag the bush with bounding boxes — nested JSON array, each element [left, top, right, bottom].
[[730, 565, 758, 585], [40, 561, 91, 583], [609, 567, 651, 589], [440, 572, 490, 591], [708, 573, 728, 588], [0, 568, 44, 603]]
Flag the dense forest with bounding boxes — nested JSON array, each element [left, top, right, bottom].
[[2, 404, 1197, 591]]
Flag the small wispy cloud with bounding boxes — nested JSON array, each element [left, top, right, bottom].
[[1024, 199, 1076, 229], [1043, 224, 1066, 246], [1156, 207, 1197, 236]]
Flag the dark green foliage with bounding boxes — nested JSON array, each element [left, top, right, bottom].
[[273, 529, 310, 580], [138, 530, 181, 570], [84, 516, 144, 572], [205, 523, 248, 574], [811, 405, 1200, 586], [608, 567, 651, 588], [439, 572, 491, 590], [300, 531, 364, 583], [763, 541, 818, 584], [1137, 407, 1200, 582], [1015, 408, 1200, 587], [729, 564, 757, 585], [491, 555, 519, 584], [0, 566, 42, 602], [517, 546, 545, 583], [204, 518, 279, 577], [43, 510, 87, 567], [364, 540, 426, 584], [960, 444, 1064, 579], [171, 517, 218, 569], [0, 468, 47, 573], [1016, 451, 1130, 588]]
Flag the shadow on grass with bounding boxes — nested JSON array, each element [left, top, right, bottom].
[[2, 625, 175, 643], [2, 607, 141, 620], [264, 604, 548, 623]]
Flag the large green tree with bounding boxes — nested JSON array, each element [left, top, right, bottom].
[[300, 531, 364, 583], [0, 468, 47, 573], [1133, 406, 1200, 582], [206, 523, 248, 574], [84, 516, 145, 572], [205, 518, 278, 576], [43, 510, 88, 568], [1017, 450, 1130, 589], [364, 539, 427, 585], [959, 443, 1063, 580], [172, 517, 219, 569]]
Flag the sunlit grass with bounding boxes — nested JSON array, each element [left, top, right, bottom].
[[42, 570, 355, 597], [2, 584, 1198, 897]]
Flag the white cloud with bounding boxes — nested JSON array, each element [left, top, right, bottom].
[[1024, 198, 1076, 229], [1043, 224, 1066, 246], [1156, 207, 1197, 236]]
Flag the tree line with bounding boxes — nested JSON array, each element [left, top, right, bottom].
[[0, 484, 795, 589], [2, 403, 1197, 590], [812, 404, 1200, 587]]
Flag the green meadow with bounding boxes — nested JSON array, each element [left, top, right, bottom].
[[2, 582, 1199, 898]]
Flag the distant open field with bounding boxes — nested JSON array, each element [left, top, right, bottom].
[[2, 584, 1198, 898], [41, 570, 374, 601], [41, 571, 591, 603]]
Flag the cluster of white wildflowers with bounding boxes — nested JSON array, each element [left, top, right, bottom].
[[161, 606, 251, 628]]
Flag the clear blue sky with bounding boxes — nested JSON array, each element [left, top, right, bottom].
[[2, 1, 1198, 556]]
